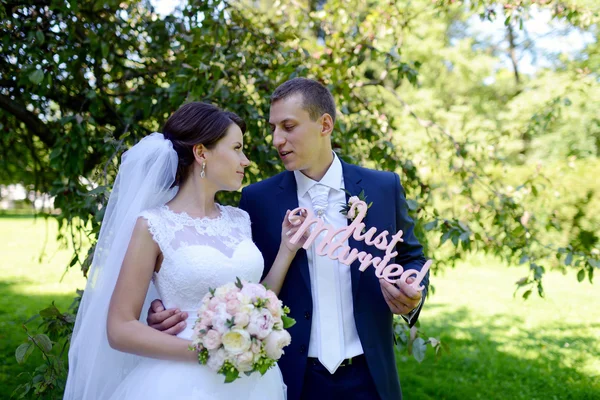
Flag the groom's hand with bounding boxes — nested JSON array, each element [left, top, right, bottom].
[[147, 299, 188, 335], [380, 277, 422, 315]]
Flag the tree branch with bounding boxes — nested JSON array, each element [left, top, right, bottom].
[[0, 93, 55, 147]]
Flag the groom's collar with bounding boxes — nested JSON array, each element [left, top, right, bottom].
[[293, 152, 343, 197]]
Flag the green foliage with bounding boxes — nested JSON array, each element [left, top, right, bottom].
[[394, 318, 448, 363], [11, 301, 79, 399], [2, 0, 598, 290], [218, 361, 240, 383]]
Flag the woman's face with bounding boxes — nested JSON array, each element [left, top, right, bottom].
[[203, 124, 250, 191]]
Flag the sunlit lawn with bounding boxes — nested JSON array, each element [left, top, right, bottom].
[[398, 254, 600, 400], [0, 216, 598, 399], [0, 214, 86, 397]]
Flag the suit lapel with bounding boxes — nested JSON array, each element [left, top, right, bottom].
[[341, 160, 365, 300], [277, 172, 311, 294]]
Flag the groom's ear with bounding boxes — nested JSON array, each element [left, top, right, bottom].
[[320, 113, 334, 137]]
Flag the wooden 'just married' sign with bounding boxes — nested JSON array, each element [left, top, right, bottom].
[[287, 200, 431, 290]]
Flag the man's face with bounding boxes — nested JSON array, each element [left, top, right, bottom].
[[269, 94, 325, 172]]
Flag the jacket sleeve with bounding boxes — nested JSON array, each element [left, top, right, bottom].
[[393, 172, 429, 327]]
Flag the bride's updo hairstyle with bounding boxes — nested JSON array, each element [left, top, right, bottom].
[[162, 102, 246, 186]]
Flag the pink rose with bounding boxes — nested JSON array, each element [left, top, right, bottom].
[[264, 329, 291, 360], [247, 308, 274, 339], [225, 290, 239, 302], [193, 321, 208, 336], [202, 329, 222, 350], [348, 196, 360, 205], [265, 291, 283, 318], [240, 283, 267, 302], [234, 311, 250, 328], [226, 299, 241, 315], [200, 310, 215, 327], [208, 296, 221, 311]]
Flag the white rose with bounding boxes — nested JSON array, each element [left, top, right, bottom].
[[251, 341, 262, 362], [234, 311, 250, 328], [237, 292, 251, 305], [221, 329, 252, 355], [214, 283, 236, 299], [236, 351, 255, 372], [264, 330, 291, 360], [200, 292, 212, 309], [207, 348, 227, 371], [247, 308, 274, 339], [212, 309, 232, 334]]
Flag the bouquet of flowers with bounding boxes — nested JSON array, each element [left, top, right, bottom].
[[190, 278, 296, 382]]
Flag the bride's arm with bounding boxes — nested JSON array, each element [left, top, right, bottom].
[[261, 210, 307, 295], [107, 217, 196, 362]]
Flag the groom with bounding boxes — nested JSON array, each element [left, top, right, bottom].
[[149, 78, 429, 399]]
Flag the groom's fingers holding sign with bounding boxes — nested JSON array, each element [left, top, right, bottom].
[[380, 277, 422, 315], [147, 299, 187, 335]]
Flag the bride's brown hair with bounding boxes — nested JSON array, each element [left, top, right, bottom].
[[163, 102, 246, 185]]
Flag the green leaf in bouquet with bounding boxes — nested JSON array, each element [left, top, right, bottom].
[[255, 356, 275, 375], [235, 277, 244, 289], [254, 298, 268, 309], [219, 362, 240, 383], [282, 315, 296, 329], [226, 317, 235, 329], [209, 287, 215, 297], [196, 347, 209, 365]]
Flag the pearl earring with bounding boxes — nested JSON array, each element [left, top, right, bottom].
[[201, 161, 206, 178]]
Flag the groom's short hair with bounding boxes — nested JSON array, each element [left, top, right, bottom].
[[271, 78, 336, 124]]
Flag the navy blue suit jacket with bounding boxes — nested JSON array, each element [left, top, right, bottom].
[[239, 160, 428, 400]]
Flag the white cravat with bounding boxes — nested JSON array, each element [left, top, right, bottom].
[[294, 153, 364, 375], [307, 183, 344, 374]]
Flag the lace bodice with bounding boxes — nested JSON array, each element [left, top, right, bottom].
[[140, 205, 264, 328]]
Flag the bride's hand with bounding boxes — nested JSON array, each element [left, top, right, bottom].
[[280, 209, 309, 253]]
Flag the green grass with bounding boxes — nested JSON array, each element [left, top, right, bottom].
[[1, 216, 598, 399], [398, 254, 600, 400], [0, 215, 86, 397]]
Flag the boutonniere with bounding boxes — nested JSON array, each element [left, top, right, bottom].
[[340, 189, 372, 221]]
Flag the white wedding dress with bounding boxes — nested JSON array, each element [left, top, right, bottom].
[[108, 204, 286, 400]]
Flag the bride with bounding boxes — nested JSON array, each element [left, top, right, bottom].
[[64, 102, 306, 399]]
